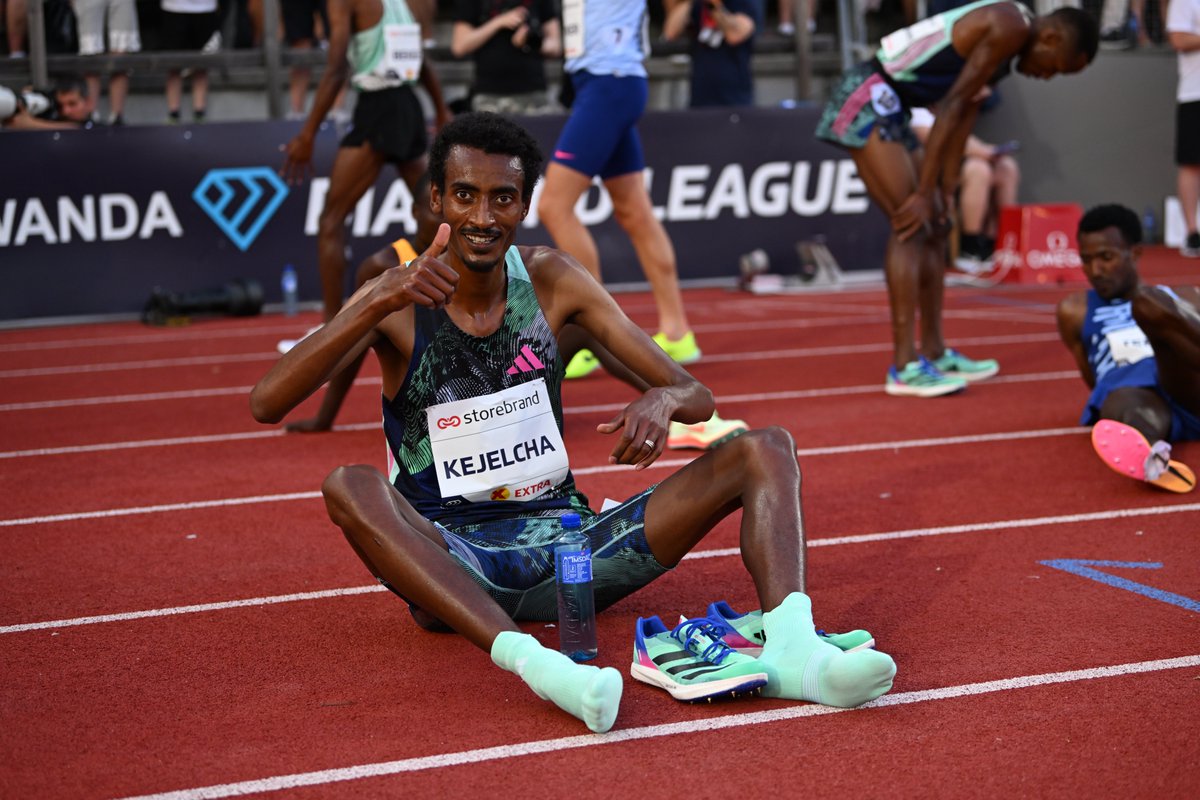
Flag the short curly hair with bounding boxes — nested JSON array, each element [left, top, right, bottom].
[[429, 112, 544, 204], [1078, 204, 1142, 246]]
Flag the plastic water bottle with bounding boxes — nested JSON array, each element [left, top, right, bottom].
[[555, 512, 597, 662], [1142, 206, 1157, 245], [281, 264, 299, 316]]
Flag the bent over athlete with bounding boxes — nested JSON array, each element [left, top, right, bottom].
[[252, 113, 896, 733]]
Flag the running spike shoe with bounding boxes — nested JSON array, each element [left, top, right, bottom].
[[695, 600, 876, 656], [631, 616, 767, 702]]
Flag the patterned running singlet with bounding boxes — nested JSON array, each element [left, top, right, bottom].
[[349, 0, 422, 91], [382, 246, 591, 528], [874, 0, 1030, 107]]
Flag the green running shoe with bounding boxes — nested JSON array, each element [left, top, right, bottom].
[[565, 348, 600, 379], [631, 617, 767, 702], [652, 331, 702, 365], [698, 600, 875, 656], [885, 356, 967, 398], [932, 348, 999, 382]]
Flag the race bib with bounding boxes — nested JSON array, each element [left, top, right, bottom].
[[563, 0, 584, 59], [879, 16, 942, 60], [426, 379, 569, 504], [383, 23, 422, 81], [1106, 325, 1153, 366]]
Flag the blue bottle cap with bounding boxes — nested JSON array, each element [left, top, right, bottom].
[[561, 512, 582, 528]]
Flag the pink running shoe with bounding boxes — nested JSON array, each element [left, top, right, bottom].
[[1090, 419, 1195, 493]]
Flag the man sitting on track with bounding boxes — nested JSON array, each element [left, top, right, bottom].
[[251, 112, 896, 733], [1056, 204, 1200, 493]]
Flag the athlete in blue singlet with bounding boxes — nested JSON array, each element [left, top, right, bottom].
[[1057, 204, 1200, 493], [816, 1, 1098, 398], [252, 112, 897, 734], [536, 0, 699, 370]]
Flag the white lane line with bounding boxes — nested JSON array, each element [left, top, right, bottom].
[[0, 492, 323, 528], [0, 425, 1092, 522], [671, 332, 1060, 365], [0, 585, 389, 634], [0, 325, 315, 353], [0, 423, 381, 459], [0, 367, 1078, 415], [0, 413, 1086, 461], [7, 499, 1199, 634], [115, 655, 1200, 800], [0, 385, 257, 412], [0, 352, 279, 379]]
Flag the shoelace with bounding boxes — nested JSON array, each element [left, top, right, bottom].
[[915, 357, 947, 381], [670, 618, 735, 665]]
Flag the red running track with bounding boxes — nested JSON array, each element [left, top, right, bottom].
[[1, 249, 1197, 798]]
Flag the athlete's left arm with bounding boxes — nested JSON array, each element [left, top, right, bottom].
[[916, 6, 1027, 203], [532, 249, 715, 468]]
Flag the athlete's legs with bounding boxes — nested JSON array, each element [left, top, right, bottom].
[[604, 170, 690, 340], [317, 143, 387, 320], [1133, 285, 1200, 415], [1179, 164, 1200, 240], [640, 427, 805, 606], [991, 154, 1020, 235], [917, 216, 949, 360], [958, 156, 992, 237], [322, 464, 622, 731], [640, 427, 896, 706], [537, 162, 602, 281], [852, 132, 926, 368]]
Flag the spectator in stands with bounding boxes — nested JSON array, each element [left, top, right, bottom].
[[279, 0, 352, 120], [0, 76, 98, 129], [1168, 0, 1200, 257], [909, 103, 1021, 272], [450, 0, 562, 114], [161, 0, 222, 123], [72, 0, 141, 124], [4, 0, 26, 57], [775, 0, 815, 36], [662, 0, 762, 108]]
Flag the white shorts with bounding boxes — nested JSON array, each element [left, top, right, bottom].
[[71, 0, 142, 55]]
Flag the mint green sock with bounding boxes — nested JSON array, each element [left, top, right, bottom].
[[756, 593, 896, 708], [491, 631, 623, 733]]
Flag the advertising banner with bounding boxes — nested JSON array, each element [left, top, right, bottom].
[[0, 106, 888, 322]]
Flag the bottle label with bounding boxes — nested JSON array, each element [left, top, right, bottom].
[[557, 549, 592, 584]]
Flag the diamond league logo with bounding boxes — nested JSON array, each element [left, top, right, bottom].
[[192, 167, 289, 251]]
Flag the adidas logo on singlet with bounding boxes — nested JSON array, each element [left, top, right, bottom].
[[506, 345, 545, 376]]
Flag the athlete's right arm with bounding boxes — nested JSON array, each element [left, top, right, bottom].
[[1055, 291, 1095, 389], [250, 225, 457, 424]]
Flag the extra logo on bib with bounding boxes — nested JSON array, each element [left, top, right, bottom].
[[427, 378, 569, 504]]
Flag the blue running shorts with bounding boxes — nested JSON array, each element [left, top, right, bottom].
[[382, 486, 670, 622], [551, 71, 648, 179]]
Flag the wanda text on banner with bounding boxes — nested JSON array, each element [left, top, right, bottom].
[[0, 108, 888, 321]]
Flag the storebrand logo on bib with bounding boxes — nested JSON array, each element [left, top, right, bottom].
[[437, 416, 461, 429]]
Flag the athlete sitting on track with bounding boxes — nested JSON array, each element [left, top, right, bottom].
[[1056, 204, 1200, 494], [251, 112, 896, 733]]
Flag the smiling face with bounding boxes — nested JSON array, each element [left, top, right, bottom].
[[431, 145, 530, 274], [1078, 227, 1140, 301]]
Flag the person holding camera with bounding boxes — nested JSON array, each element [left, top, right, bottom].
[[451, 0, 562, 115], [663, 0, 762, 108], [0, 75, 99, 130]]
